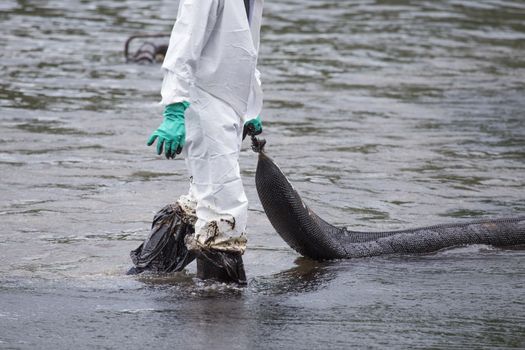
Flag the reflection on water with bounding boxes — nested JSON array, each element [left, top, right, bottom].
[[1, 0, 524, 348], [250, 258, 337, 295]]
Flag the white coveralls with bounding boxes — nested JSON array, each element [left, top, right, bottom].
[[160, 0, 264, 253]]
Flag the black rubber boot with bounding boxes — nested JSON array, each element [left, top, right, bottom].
[[196, 250, 247, 285]]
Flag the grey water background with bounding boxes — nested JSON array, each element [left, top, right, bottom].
[[1, 0, 524, 348]]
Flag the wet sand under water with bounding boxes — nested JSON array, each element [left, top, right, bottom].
[[1, 0, 524, 349]]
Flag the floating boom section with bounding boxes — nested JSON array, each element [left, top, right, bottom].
[[255, 150, 525, 260]]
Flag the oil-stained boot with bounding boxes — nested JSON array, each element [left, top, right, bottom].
[[195, 249, 247, 285]]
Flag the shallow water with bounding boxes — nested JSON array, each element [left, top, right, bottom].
[[1, 0, 524, 348]]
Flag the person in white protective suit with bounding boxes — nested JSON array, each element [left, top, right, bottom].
[[145, 0, 264, 270]]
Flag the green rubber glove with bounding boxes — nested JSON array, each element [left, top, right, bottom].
[[242, 115, 263, 140], [147, 101, 189, 159]]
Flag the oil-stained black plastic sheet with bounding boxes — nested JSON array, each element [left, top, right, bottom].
[[129, 204, 195, 274], [129, 204, 247, 284]]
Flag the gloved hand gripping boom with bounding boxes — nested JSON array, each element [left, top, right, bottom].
[[243, 115, 263, 140], [147, 102, 190, 159]]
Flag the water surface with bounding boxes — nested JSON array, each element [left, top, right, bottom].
[[1, 0, 524, 348]]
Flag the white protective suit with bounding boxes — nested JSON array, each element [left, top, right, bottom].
[[160, 0, 264, 253]]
